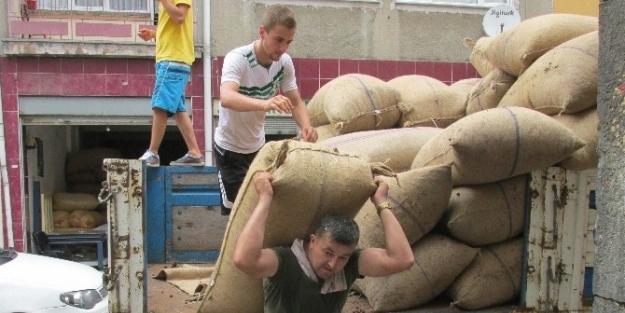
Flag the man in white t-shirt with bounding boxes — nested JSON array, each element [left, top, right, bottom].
[[214, 5, 317, 215]]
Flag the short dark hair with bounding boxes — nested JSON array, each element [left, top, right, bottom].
[[262, 5, 296, 32], [314, 213, 360, 246]]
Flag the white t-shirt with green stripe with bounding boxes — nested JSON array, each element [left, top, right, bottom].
[[215, 42, 298, 154]]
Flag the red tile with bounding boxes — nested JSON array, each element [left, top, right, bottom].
[[39, 58, 61, 73], [185, 84, 192, 96], [17, 73, 40, 95], [191, 60, 203, 78], [192, 77, 205, 96], [339, 59, 358, 75], [1, 94, 17, 112], [212, 79, 220, 98], [192, 109, 205, 128], [106, 59, 128, 74], [432, 62, 452, 82], [194, 130, 205, 153], [128, 58, 153, 75], [297, 58, 319, 79], [359, 60, 377, 77], [396, 61, 416, 77], [126, 74, 153, 96], [62, 74, 86, 95], [298, 78, 320, 100], [1, 73, 17, 96], [192, 96, 205, 110], [320, 59, 338, 79], [84, 58, 106, 74], [0, 57, 17, 72], [16, 57, 39, 73], [83, 74, 107, 95], [211, 58, 221, 77], [106, 74, 130, 95], [452, 62, 468, 81], [377, 60, 398, 82], [39, 73, 63, 95], [320, 78, 332, 89], [61, 58, 85, 74]]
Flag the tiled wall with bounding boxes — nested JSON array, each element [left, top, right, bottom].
[[211, 57, 479, 99], [1, 55, 478, 250]]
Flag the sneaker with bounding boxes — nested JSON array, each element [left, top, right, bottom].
[[139, 150, 160, 167], [170, 152, 205, 167]]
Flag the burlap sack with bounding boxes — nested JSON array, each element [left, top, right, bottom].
[[66, 148, 121, 175], [553, 108, 599, 171], [315, 124, 338, 141], [466, 69, 516, 115], [498, 31, 598, 115], [53, 192, 100, 211], [199, 140, 394, 313], [356, 234, 478, 312], [307, 81, 331, 126], [69, 210, 104, 229], [410, 107, 585, 186], [484, 14, 598, 76], [355, 165, 452, 248], [447, 237, 523, 310], [320, 127, 443, 173], [465, 37, 497, 78], [440, 175, 527, 247], [450, 78, 482, 109], [53, 210, 70, 228], [389, 75, 466, 128], [317, 74, 405, 135]]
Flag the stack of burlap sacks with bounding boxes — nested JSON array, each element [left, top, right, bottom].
[[52, 192, 105, 230], [198, 13, 598, 313]]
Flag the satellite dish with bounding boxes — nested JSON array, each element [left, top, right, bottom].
[[482, 5, 521, 37]]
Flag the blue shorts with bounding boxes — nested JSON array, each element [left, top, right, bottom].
[[152, 61, 191, 116]]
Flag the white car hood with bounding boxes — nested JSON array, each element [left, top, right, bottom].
[[0, 252, 104, 291]]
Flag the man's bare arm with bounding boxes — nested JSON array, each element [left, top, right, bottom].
[[358, 177, 414, 277], [220, 81, 295, 114], [284, 89, 318, 143], [232, 172, 279, 279], [158, 0, 189, 24]]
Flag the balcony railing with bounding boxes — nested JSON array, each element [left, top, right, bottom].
[[7, 0, 156, 42]]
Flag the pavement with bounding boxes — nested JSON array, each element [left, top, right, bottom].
[[147, 263, 204, 313]]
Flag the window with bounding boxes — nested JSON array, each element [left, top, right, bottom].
[[396, 0, 509, 7], [38, 0, 149, 13]]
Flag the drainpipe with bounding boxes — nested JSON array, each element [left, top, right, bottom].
[[0, 85, 13, 248], [203, 0, 214, 166]]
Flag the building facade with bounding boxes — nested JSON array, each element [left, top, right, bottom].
[[0, 0, 583, 251]]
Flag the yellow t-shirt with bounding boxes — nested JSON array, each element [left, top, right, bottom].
[[155, 0, 194, 65]]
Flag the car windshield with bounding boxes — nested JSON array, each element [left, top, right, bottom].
[[0, 247, 17, 265]]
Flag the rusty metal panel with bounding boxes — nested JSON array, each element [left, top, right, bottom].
[[103, 159, 145, 313], [171, 205, 228, 251]]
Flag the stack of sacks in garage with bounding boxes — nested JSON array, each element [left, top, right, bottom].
[[65, 148, 121, 194], [52, 192, 105, 230], [199, 140, 395, 313], [307, 73, 408, 140]]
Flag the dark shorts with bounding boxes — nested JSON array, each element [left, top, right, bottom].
[[152, 61, 190, 116], [213, 142, 258, 215]]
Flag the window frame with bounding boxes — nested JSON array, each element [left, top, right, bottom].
[[395, 0, 512, 8], [38, 0, 151, 14]]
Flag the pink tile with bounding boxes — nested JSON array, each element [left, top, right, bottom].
[[192, 96, 205, 111], [298, 78, 320, 100], [105, 74, 129, 95], [192, 78, 205, 96], [320, 59, 339, 79], [1, 94, 17, 112], [396, 61, 416, 76], [61, 58, 85, 74], [452, 62, 468, 81], [83, 74, 107, 95], [359, 60, 377, 77], [84, 58, 106, 74], [125, 74, 153, 96], [192, 110, 205, 129], [17, 73, 40, 95], [191, 60, 203, 78], [194, 130, 205, 152], [297, 58, 319, 79], [16, 57, 39, 73], [10, 20, 68, 36], [339, 59, 358, 75], [62, 74, 86, 95], [320, 78, 332, 89], [415, 61, 434, 77], [76, 22, 131, 37], [106, 59, 128, 74], [0, 57, 17, 72], [377, 60, 398, 82], [3, 112, 19, 137], [39, 73, 63, 95], [467, 64, 479, 78], [128, 59, 153, 75], [211, 58, 221, 77], [39, 58, 61, 73], [185, 84, 192, 96], [432, 62, 452, 82], [1, 73, 18, 96]]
